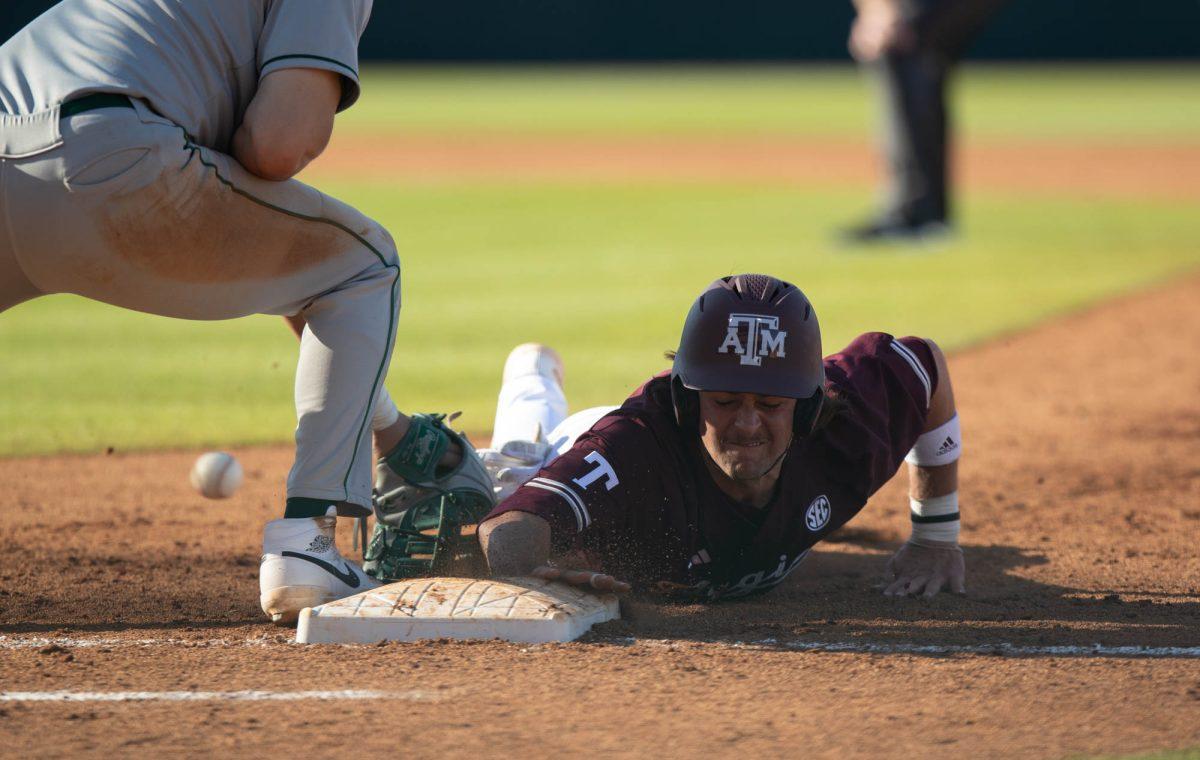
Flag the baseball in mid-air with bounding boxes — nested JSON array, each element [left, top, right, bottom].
[[190, 451, 243, 499]]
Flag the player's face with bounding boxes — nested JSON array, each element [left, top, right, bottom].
[[697, 391, 796, 484]]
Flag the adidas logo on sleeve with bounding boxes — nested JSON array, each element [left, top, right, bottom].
[[936, 436, 958, 457]]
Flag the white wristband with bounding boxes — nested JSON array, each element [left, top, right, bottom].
[[905, 414, 962, 467], [371, 386, 401, 432], [910, 492, 960, 543]]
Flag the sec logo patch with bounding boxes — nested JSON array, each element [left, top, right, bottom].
[[805, 495, 831, 531]]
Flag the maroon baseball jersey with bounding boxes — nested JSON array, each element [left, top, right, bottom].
[[484, 333, 938, 600]]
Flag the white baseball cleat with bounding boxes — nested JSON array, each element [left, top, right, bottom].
[[259, 515, 379, 626]]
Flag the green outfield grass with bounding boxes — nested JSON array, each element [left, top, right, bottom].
[[1, 64, 1198, 456]]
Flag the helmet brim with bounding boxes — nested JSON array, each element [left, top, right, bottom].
[[677, 363, 824, 400]]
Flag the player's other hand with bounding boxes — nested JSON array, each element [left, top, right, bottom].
[[848, 6, 916, 62], [882, 539, 965, 599], [530, 565, 631, 594], [479, 440, 552, 501]]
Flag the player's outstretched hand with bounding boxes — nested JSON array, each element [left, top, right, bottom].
[[530, 565, 631, 594], [882, 539, 965, 599]]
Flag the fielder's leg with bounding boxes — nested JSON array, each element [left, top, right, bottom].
[[0, 237, 40, 314], [1, 103, 398, 622], [0, 162, 42, 314]]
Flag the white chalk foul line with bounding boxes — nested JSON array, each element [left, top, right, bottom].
[[721, 639, 1200, 658], [0, 636, 278, 650], [4, 634, 1198, 658], [619, 637, 1200, 658], [0, 689, 436, 703]]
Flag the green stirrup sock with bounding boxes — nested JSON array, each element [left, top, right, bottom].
[[382, 414, 450, 483]]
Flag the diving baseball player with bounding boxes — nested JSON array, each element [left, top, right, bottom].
[[0, 0, 493, 624], [477, 274, 965, 600]]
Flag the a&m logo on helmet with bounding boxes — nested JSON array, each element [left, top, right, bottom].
[[718, 313, 788, 367]]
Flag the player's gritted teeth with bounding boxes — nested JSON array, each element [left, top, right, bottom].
[[722, 436, 768, 448]]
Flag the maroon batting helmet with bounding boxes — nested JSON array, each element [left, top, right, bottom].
[[671, 274, 825, 436]]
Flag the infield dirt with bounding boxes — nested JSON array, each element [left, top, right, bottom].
[[306, 134, 1200, 202], [1, 275, 1198, 757]]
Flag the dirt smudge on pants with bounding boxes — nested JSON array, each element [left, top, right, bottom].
[[98, 149, 370, 285]]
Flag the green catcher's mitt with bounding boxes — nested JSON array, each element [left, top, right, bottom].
[[364, 413, 496, 581]]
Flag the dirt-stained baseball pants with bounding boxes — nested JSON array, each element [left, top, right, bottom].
[[0, 100, 400, 509]]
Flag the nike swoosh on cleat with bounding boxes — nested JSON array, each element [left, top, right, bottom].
[[281, 551, 361, 588]]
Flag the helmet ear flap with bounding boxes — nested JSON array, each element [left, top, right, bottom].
[[670, 375, 700, 434], [793, 387, 825, 438]]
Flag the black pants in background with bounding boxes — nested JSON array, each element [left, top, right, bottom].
[[874, 0, 1011, 226]]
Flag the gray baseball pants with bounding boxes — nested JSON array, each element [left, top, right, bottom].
[[0, 100, 400, 509]]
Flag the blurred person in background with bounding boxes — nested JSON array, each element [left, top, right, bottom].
[[841, 0, 1010, 244]]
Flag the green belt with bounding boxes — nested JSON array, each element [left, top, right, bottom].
[[59, 93, 134, 119]]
